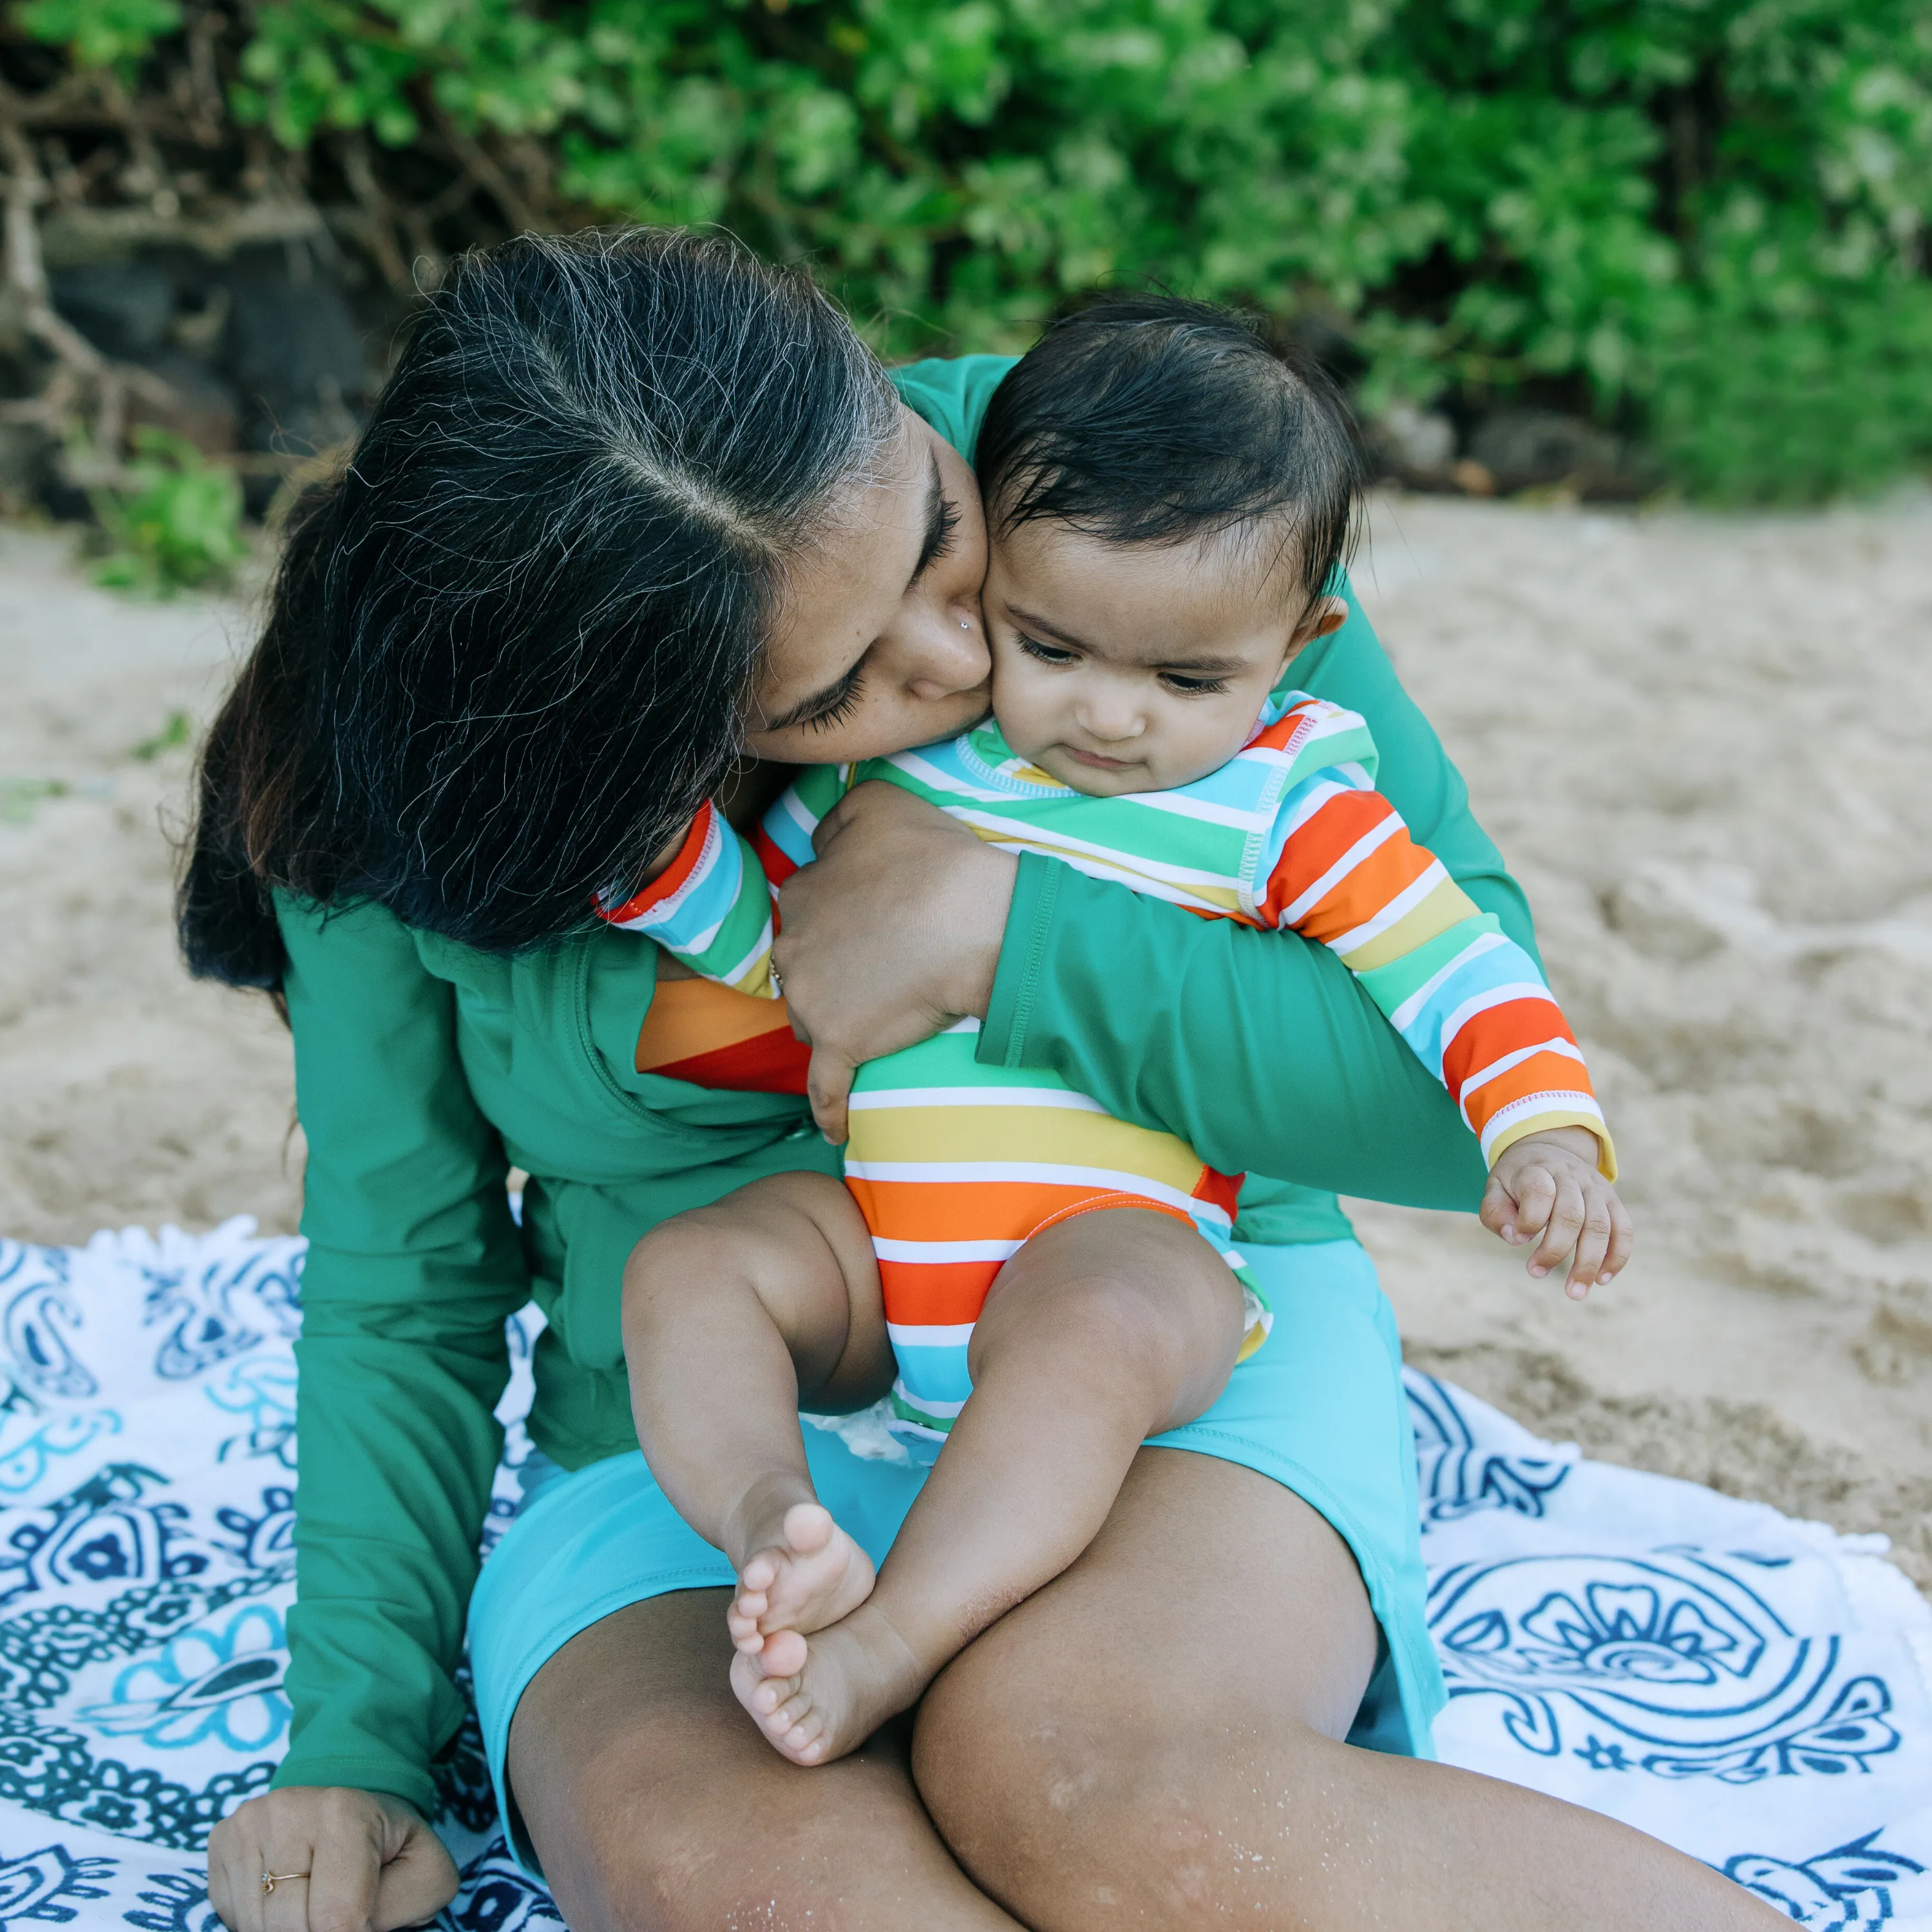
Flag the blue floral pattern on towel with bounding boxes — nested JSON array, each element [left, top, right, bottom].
[[0, 1230, 1919, 1930]]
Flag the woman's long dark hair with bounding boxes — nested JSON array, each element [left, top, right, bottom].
[[180, 227, 898, 989]]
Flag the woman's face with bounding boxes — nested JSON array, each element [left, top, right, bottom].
[[745, 406, 992, 765]]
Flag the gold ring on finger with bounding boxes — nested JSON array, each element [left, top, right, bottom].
[[262, 1873, 310, 1897]]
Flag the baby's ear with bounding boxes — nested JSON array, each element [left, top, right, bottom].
[[1289, 594, 1350, 649]]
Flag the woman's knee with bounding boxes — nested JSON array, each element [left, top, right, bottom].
[[914, 1655, 1341, 1918]]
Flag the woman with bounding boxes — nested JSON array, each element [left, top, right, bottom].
[[191, 229, 1777, 1931]]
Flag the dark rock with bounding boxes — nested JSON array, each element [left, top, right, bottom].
[[50, 261, 177, 359], [218, 251, 376, 457], [1467, 408, 1645, 498], [128, 352, 242, 455], [1367, 402, 1456, 482], [0, 423, 54, 511]]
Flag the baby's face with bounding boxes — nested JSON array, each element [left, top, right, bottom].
[[983, 519, 1342, 796]]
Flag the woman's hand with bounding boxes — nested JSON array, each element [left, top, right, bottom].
[[207, 1786, 458, 1932], [772, 781, 1018, 1141]]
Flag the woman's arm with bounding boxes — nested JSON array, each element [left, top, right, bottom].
[[273, 895, 531, 1806], [775, 589, 1527, 1208]]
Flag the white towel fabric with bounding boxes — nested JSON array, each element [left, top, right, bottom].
[[0, 1217, 1920, 1931]]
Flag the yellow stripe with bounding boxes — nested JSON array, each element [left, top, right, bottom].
[[1336, 879, 1481, 970], [846, 1104, 1208, 1193]]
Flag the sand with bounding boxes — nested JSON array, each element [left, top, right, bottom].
[[1, 495, 1927, 1585]]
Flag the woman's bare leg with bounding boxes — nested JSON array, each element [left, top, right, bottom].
[[916, 1446, 1786, 1932], [739, 1208, 1244, 1765], [508, 1588, 1020, 1932], [623, 1171, 891, 1663]]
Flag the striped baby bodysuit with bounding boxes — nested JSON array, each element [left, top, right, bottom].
[[603, 686, 1613, 1453]]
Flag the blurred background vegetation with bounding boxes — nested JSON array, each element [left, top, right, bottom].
[[2, 0, 1929, 586]]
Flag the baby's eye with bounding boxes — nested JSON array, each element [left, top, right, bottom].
[[1160, 672, 1231, 696], [1020, 636, 1078, 666]]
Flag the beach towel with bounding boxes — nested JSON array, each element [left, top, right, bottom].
[[0, 1217, 1922, 1931]]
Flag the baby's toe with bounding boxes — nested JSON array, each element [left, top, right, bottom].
[[782, 1502, 834, 1555], [759, 1628, 809, 1678]]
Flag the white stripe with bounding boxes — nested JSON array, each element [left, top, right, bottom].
[[1329, 862, 1448, 956], [1279, 810, 1403, 926], [1043, 851, 1232, 914], [777, 788, 820, 842], [719, 920, 775, 991], [1454, 1037, 1586, 1121], [1478, 1092, 1605, 1163], [849, 1086, 1106, 1113], [892, 750, 1012, 804], [1130, 790, 1272, 832], [1388, 931, 1511, 1034], [844, 1160, 1229, 1226], [887, 1321, 978, 1348], [873, 1238, 1023, 1264], [947, 809, 1238, 894]]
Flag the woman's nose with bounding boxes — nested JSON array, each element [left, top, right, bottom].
[[904, 601, 990, 700]]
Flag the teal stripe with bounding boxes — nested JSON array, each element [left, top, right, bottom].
[[1354, 913, 1501, 1015]]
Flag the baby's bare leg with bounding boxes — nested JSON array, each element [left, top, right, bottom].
[[622, 1171, 892, 1672], [739, 1207, 1245, 1765]]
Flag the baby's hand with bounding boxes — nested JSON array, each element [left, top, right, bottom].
[[1480, 1126, 1631, 1300]]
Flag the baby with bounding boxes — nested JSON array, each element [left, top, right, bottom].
[[609, 296, 1629, 1766]]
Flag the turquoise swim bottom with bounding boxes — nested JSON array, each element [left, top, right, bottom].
[[467, 1238, 1445, 1878]]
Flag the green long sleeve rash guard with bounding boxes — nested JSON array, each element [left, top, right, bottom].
[[270, 354, 1540, 1812]]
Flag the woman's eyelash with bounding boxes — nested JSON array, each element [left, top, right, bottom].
[[804, 666, 866, 732], [915, 495, 961, 580]]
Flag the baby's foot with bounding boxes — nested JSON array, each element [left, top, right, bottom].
[[730, 1604, 929, 1766], [728, 1501, 876, 1678]]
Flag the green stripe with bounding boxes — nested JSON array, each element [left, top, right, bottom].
[[1354, 913, 1501, 1017]]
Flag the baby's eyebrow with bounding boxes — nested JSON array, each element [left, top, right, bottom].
[[1006, 605, 1091, 650], [1153, 654, 1247, 675]]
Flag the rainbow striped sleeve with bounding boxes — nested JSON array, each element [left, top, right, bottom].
[[752, 762, 850, 890], [598, 800, 781, 998], [1254, 699, 1615, 1179], [596, 766, 851, 998]]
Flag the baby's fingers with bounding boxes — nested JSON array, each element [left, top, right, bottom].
[[1602, 1193, 1634, 1282], [1526, 1173, 1586, 1285], [1506, 1162, 1558, 1244], [1566, 1189, 1617, 1299], [1479, 1171, 1522, 1245]]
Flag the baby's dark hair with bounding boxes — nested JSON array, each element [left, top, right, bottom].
[[974, 294, 1364, 612]]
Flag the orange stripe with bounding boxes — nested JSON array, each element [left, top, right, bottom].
[[1192, 1167, 1243, 1221], [1461, 1052, 1595, 1138], [636, 976, 796, 1067], [878, 1258, 1002, 1325], [1276, 829, 1435, 943], [848, 1177, 1144, 1245], [601, 804, 712, 925], [1257, 791, 1399, 918], [1441, 1000, 1578, 1103]]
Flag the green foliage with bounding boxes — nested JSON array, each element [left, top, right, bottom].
[[131, 709, 193, 761], [15, 0, 179, 71], [88, 430, 249, 596], [23, 0, 1932, 498]]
